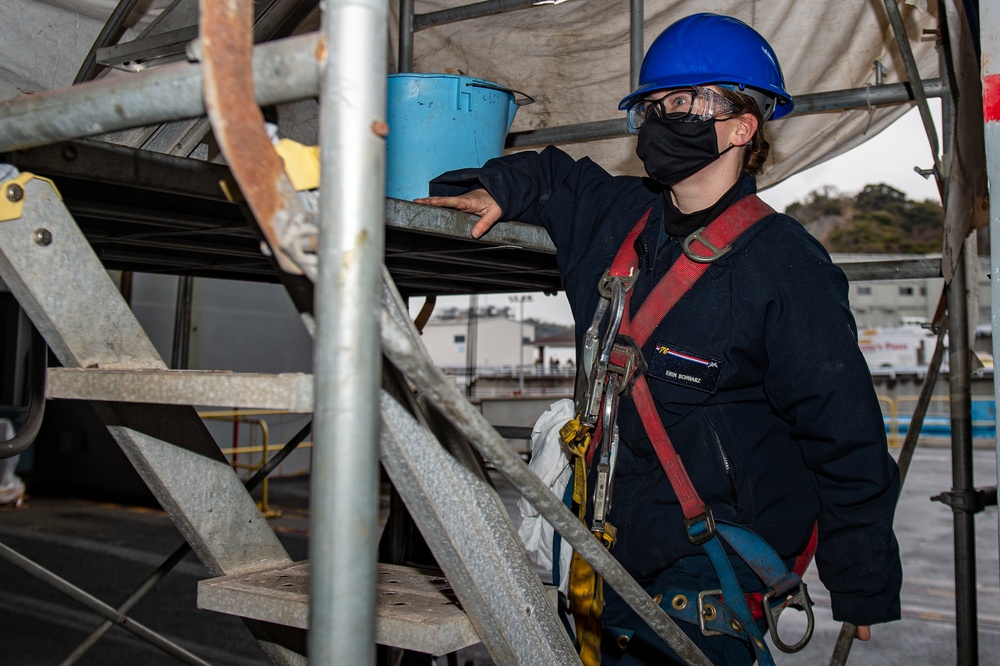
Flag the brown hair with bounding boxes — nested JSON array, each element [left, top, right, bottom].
[[716, 87, 770, 175]]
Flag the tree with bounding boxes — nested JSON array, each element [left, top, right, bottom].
[[785, 183, 944, 254], [856, 183, 909, 216]]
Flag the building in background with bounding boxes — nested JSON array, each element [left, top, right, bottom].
[[839, 254, 990, 328], [420, 305, 534, 370]]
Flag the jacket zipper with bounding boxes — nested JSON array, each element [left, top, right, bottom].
[[709, 421, 739, 512]]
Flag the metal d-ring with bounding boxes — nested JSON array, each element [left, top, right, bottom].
[[682, 228, 732, 263], [762, 582, 815, 653]]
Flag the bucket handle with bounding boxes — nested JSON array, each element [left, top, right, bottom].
[[465, 81, 535, 106]]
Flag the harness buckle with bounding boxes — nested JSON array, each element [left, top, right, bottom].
[[598, 268, 637, 297], [762, 582, 815, 653], [593, 522, 617, 549], [684, 506, 717, 545], [682, 227, 732, 264], [696, 589, 724, 636], [607, 335, 649, 396]]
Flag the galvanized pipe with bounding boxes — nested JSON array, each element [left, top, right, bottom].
[[793, 78, 945, 115], [0, 33, 321, 153], [309, 1, 387, 664], [0, 38, 942, 156], [838, 257, 941, 281], [882, 0, 944, 193], [629, 0, 644, 92], [984, 0, 1000, 593], [398, 0, 415, 72], [413, 0, 539, 30], [947, 248, 980, 666], [507, 79, 946, 148], [0, 541, 213, 666]]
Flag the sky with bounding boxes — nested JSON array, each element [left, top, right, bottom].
[[410, 105, 945, 327]]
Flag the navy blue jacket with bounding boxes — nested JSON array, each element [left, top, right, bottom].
[[431, 146, 902, 626]]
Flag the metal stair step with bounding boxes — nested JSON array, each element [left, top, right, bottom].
[[46, 368, 313, 412], [198, 562, 482, 656]]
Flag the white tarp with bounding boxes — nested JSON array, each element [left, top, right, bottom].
[[388, 0, 940, 188], [1, 0, 940, 190]]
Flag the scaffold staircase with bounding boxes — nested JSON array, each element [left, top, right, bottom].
[[0, 174, 592, 663]]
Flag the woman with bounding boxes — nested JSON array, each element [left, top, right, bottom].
[[417, 13, 901, 665]]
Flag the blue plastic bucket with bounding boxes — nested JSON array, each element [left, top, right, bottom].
[[386, 73, 519, 200]]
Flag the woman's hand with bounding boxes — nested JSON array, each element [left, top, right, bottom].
[[413, 190, 503, 239]]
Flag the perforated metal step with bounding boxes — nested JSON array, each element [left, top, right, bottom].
[[46, 368, 313, 412], [198, 562, 482, 656]]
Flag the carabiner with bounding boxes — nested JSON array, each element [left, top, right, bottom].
[[762, 582, 814, 653], [591, 374, 621, 534], [577, 275, 627, 427]]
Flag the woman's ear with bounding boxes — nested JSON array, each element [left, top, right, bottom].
[[732, 112, 759, 147]]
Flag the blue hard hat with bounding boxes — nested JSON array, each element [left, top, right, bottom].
[[619, 13, 793, 120]]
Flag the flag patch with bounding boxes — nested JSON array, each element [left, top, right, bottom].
[[648, 342, 723, 394]]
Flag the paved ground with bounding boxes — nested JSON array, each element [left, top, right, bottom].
[[0, 445, 996, 665]]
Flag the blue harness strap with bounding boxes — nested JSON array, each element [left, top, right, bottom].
[[689, 521, 774, 664]]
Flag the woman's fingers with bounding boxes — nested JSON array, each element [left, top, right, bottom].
[[470, 205, 503, 238], [414, 191, 503, 239]]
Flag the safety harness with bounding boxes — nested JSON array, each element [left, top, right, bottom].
[[562, 194, 816, 665]]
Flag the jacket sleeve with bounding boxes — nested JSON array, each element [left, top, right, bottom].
[[429, 147, 658, 302], [430, 147, 621, 234], [745, 218, 902, 626]]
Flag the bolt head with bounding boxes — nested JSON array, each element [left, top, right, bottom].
[[6, 183, 24, 202], [33, 228, 52, 246]]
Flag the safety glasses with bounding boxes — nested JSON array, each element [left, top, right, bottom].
[[626, 86, 739, 134]]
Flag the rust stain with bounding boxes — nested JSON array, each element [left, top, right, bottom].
[[315, 36, 327, 63], [201, 0, 302, 271]]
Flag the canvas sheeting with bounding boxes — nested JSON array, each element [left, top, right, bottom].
[[0, 0, 942, 191]]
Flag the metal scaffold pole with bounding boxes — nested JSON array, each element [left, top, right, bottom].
[[983, 0, 1000, 605], [947, 246, 979, 665], [309, 0, 387, 664]]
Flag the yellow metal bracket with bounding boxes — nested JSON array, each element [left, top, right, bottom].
[[0, 173, 61, 222], [219, 138, 320, 203], [274, 138, 320, 191]]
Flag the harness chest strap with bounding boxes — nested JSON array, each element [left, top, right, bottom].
[[616, 195, 773, 522], [588, 194, 774, 479]]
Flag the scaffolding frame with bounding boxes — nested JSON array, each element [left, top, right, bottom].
[[0, 1, 995, 665]]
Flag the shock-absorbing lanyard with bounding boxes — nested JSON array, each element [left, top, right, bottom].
[[592, 194, 816, 662]]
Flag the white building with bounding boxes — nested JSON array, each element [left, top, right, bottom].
[[838, 253, 991, 328], [420, 308, 534, 371]]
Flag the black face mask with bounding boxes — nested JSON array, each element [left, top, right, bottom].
[[636, 118, 730, 187]]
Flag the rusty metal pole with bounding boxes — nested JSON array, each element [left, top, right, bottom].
[[309, 1, 388, 664]]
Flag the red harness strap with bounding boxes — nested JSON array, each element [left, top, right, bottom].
[[591, 194, 774, 521]]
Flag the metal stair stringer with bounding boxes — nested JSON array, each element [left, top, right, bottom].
[[378, 388, 581, 665], [0, 175, 303, 665]]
